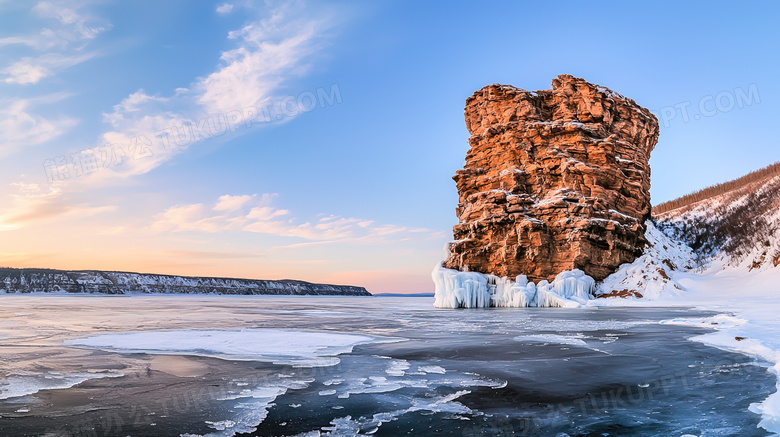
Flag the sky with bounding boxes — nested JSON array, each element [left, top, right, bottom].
[[0, 1, 778, 293]]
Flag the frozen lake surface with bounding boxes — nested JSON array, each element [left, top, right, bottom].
[[0, 295, 774, 436]]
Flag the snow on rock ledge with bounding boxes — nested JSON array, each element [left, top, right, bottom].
[[432, 264, 594, 309]]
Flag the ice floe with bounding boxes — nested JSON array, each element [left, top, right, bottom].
[[0, 370, 121, 400], [65, 328, 385, 367]]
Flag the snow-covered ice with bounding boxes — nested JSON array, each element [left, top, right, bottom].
[[418, 365, 446, 374], [514, 333, 589, 347], [0, 371, 121, 400], [65, 329, 382, 367]]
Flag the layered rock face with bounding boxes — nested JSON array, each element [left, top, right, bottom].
[[443, 75, 659, 282]]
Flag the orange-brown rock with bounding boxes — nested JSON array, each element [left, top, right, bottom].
[[443, 75, 659, 282]]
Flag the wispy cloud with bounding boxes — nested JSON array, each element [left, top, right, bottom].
[[0, 1, 110, 84], [82, 0, 337, 183], [197, 1, 335, 114], [213, 194, 257, 212], [0, 182, 114, 230], [0, 2, 106, 158], [8, 0, 110, 49], [2, 51, 98, 84], [216, 3, 233, 15], [150, 193, 443, 245], [93, 90, 192, 178], [1, 1, 349, 238], [32, 1, 110, 42], [0, 97, 78, 157], [152, 193, 281, 234]]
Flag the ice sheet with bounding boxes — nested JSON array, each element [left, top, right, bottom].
[[0, 371, 121, 401], [514, 333, 588, 347], [65, 329, 382, 367], [596, 253, 780, 434]]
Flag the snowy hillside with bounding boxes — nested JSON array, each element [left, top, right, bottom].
[[595, 222, 695, 300], [655, 173, 780, 271], [0, 268, 371, 296], [596, 170, 780, 300]]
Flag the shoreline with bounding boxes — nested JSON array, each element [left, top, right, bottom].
[[592, 266, 780, 435]]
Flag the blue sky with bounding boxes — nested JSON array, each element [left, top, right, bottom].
[[1, 0, 777, 292]]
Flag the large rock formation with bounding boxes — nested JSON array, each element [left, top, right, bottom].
[[443, 75, 659, 282]]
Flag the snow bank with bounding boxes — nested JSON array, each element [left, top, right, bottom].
[[595, 221, 695, 301], [432, 264, 594, 309]]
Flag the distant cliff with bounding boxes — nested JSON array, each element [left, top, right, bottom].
[[0, 268, 372, 296]]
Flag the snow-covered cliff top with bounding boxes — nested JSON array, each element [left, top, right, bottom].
[[0, 268, 371, 296]]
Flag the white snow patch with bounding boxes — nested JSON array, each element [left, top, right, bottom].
[[418, 365, 446, 374], [0, 371, 121, 400], [385, 359, 411, 377], [65, 329, 384, 367], [514, 334, 588, 347], [595, 85, 628, 101], [317, 390, 474, 435], [196, 377, 313, 436]]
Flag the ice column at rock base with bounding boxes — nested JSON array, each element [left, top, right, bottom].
[[432, 264, 595, 309]]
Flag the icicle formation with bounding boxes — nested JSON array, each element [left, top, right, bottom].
[[432, 264, 595, 309]]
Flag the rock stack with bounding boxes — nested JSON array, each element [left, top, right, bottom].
[[443, 75, 659, 283]]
